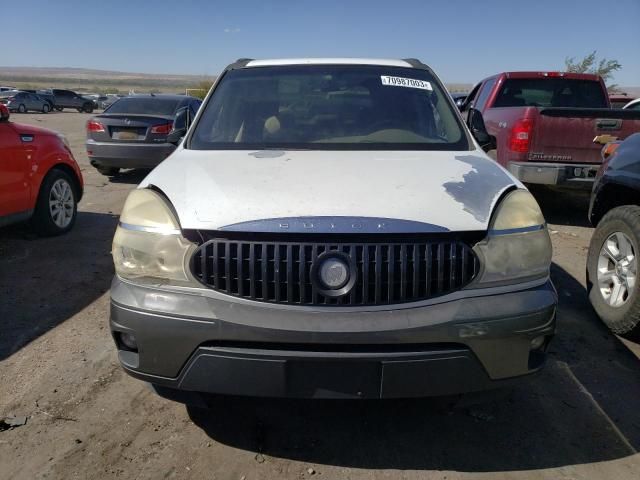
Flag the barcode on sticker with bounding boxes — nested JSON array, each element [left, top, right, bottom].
[[381, 76, 432, 90]]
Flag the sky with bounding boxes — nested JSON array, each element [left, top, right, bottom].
[[2, 0, 639, 85]]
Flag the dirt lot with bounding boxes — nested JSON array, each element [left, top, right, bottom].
[[1, 111, 639, 480]]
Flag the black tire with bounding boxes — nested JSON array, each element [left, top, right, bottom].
[[30, 169, 78, 236], [18, 104, 26, 113], [55, 106, 63, 112], [83, 103, 94, 113], [95, 166, 120, 176], [42, 103, 50, 113], [587, 205, 640, 338], [77, 108, 84, 113]]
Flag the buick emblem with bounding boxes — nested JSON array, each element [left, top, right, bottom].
[[319, 257, 349, 290], [310, 251, 357, 297]]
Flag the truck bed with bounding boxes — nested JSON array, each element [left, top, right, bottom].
[[532, 107, 640, 165]]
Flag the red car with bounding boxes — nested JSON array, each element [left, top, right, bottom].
[[0, 104, 83, 235]]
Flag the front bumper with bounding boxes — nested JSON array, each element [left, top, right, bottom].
[[86, 139, 175, 169], [508, 161, 599, 188], [110, 277, 557, 399]]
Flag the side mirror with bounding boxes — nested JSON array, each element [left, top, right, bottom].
[[455, 97, 466, 111], [168, 107, 192, 145], [468, 108, 495, 151], [0, 104, 10, 122]]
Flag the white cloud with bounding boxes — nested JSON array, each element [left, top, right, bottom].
[[223, 28, 241, 33]]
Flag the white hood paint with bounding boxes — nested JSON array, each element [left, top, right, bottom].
[[140, 148, 520, 232]]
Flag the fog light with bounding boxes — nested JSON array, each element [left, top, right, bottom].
[[120, 332, 138, 350], [530, 335, 545, 350]]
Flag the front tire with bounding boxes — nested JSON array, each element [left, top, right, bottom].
[[31, 169, 78, 236], [42, 103, 50, 113], [587, 205, 640, 338], [83, 103, 94, 113], [18, 104, 26, 113]]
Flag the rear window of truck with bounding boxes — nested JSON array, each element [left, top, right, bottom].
[[493, 78, 607, 108]]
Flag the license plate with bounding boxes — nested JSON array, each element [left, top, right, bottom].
[[113, 130, 139, 140]]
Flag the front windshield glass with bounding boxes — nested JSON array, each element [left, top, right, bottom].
[[190, 65, 469, 150]]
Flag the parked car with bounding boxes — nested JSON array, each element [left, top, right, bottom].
[[109, 58, 556, 402], [82, 93, 110, 109], [94, 95, 110, 109], [51, 89, 96, 113], [85, 94, 201, 176], [102, 94, 125, 109], [22, 89, 56, 109], [587, 133, 640, 337], [450, 92, 467, 109], [0, 104, 83, 235], [460, 71, 640, 190], [0, 86, 17, 92], [609, 94, 637, 109], [0, 91, 52, 113], [624, 98, 640, 111]]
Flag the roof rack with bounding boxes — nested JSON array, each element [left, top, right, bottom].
[[226, 58, 254, 70], [402, 58, 429, 70]]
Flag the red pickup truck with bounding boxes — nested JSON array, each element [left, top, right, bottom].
[[461, 72, 640, 188]]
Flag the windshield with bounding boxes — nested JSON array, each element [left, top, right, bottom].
[[190, 65, 469, 150], [494, 78, 607, 108], [105, 97, 181, 115]]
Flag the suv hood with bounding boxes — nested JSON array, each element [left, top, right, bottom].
[[140, 149, 519, 233]]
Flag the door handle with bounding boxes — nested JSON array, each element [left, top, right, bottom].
[[596, 119, 622, 130], [20, 134, 34, 142]]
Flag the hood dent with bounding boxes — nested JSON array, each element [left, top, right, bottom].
[[443, 155, 514, 223]]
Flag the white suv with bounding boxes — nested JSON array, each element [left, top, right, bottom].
[[109, 58, 556, 401]]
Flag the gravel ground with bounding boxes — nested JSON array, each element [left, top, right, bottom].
[[1, 111, 639, 480]]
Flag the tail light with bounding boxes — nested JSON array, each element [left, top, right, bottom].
[[601, 142, 620, 160], [509, 118, 533, 153], [151, 123, 173, 134], [87, 120, 105, 132]]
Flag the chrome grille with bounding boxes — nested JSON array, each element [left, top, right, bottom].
[[191, 238, 479, 306]]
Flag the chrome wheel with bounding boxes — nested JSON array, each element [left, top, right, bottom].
[[48, 178, 74, 229], [597, 232, 637, 307]]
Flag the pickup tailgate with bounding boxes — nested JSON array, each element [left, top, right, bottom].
[[532, 108, 640, 164]]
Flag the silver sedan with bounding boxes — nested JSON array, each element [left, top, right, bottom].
[[0, 91, 51, 113]]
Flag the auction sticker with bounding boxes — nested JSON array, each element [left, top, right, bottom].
[[381, 76, 432, 90]]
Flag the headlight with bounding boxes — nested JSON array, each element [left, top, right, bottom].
[[471, 189, 552, 287], [112, 189, 198, 287]]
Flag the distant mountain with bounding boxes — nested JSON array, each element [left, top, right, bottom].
[[0, 66, 637, 98], [0, 66, 214, 93], [0, 66, 207, 81]]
